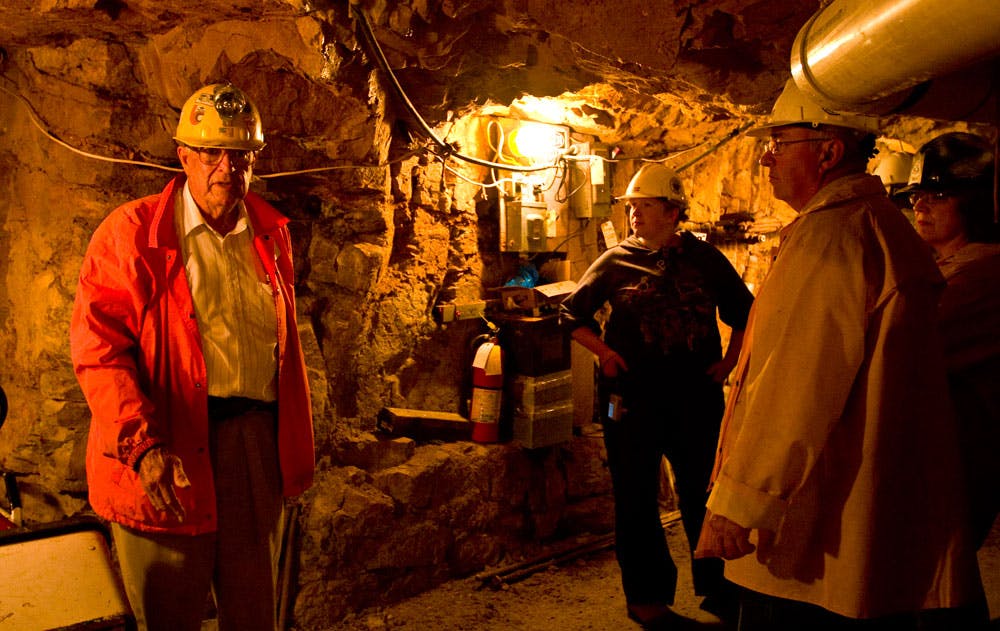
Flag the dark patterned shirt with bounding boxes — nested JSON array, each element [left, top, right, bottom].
[[561, 232, 753, 381]]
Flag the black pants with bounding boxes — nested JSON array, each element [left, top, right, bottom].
[[601, 375, 727, 606]]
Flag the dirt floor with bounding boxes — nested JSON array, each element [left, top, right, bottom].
[[326, 517, 724, 631], [325, 517, 1000, 631]]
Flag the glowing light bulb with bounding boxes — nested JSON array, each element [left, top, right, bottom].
[[507, 122, 563, 164]]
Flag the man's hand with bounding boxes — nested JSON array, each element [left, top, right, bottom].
[[694, 509, 756, 560], [137, 447, 191, 522]]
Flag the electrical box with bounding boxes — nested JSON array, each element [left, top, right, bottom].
[[497, 171, 571, 252], [568, 142, 612, 218], [484, 116, 573, 253], [501, 199, 548, 253]]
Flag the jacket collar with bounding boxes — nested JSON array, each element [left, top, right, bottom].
[[799, 173, 887, 217], [620, 230, 695, 253], [148, 175, 288, 248]]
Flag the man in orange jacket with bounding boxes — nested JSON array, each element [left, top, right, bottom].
[[70, 84, 314, 631]]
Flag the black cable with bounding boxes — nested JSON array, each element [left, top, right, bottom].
[[351, 4, 560, 174], [674, 121, 756, 172]]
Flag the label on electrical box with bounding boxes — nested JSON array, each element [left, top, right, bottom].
[[600, 221, 619, 249]]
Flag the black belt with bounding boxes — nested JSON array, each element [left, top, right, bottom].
[[207, 396, 277, 420]]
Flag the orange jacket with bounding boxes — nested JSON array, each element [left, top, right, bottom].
[[70, 175, 314, 534]]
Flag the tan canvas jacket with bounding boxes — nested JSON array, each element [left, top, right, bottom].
[[708, 174, 983, 618]]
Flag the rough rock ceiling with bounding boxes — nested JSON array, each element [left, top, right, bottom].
[[346, 0, 812, 113], [0, 0, 818, 152]]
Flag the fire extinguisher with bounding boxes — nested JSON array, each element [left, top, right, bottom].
[[469, 321, 503, 443]]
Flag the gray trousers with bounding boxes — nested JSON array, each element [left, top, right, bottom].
[[112, 408, 284, 631]]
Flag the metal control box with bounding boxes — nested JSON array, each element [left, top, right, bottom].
[[501, 199, 549, 253], [568, 143, 612, 218]]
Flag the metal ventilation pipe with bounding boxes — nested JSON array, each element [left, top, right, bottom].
[[790, 0, 1000, 114]]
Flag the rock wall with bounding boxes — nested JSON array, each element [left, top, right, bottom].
[[300, 434, 613, 623]]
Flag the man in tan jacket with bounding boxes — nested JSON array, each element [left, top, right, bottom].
[[694, 79, 987, 629]]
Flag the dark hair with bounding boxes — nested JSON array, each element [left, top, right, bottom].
[[664, 200, 689, 222]]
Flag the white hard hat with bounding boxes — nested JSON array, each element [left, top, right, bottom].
[[873, 151, 914, 188], [617, 163, 688, 208], [747, 79, 880, 138]]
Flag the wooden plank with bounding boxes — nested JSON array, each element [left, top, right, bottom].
[[377, 407, 472, 442]]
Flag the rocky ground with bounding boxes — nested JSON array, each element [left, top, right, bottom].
[[322, 517, 1000, 631], [324, 517, 726, 631]]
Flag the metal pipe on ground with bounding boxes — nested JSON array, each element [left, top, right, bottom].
[[476, 510, 682, 589]]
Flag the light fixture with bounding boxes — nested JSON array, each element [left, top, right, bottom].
[[506, 121, 567, 165]]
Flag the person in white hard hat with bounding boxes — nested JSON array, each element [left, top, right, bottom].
[[71, 84, 315, 631], [561, 163, 753, 627], [694, 79, 987, 629], [873, 149, 915, 213]]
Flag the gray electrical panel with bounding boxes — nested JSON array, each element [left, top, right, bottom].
[[500, 199, 549, 252], [568, 143, 612, 218]]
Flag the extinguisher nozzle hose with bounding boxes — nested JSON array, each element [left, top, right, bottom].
[[481, 315, 498, 334]]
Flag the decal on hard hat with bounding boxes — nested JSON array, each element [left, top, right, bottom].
[[174, 84, 265, 150], [907, 153, 926, 186]]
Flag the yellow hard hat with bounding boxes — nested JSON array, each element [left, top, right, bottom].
[[747, 79, 880, 138], [174, 84, 265, 150], [617, 163, 688, 208]]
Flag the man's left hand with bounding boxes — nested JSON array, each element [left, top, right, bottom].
[[694, 509, 755, 560], [137, 447, 191, 522]]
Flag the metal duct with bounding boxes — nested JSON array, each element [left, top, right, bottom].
[[790, 0, 1000, 114]]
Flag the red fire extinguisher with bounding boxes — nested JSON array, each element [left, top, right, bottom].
[[469, 323, 503, 443]]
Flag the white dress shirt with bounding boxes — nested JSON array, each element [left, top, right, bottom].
[[176, 184, 278, 401]]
